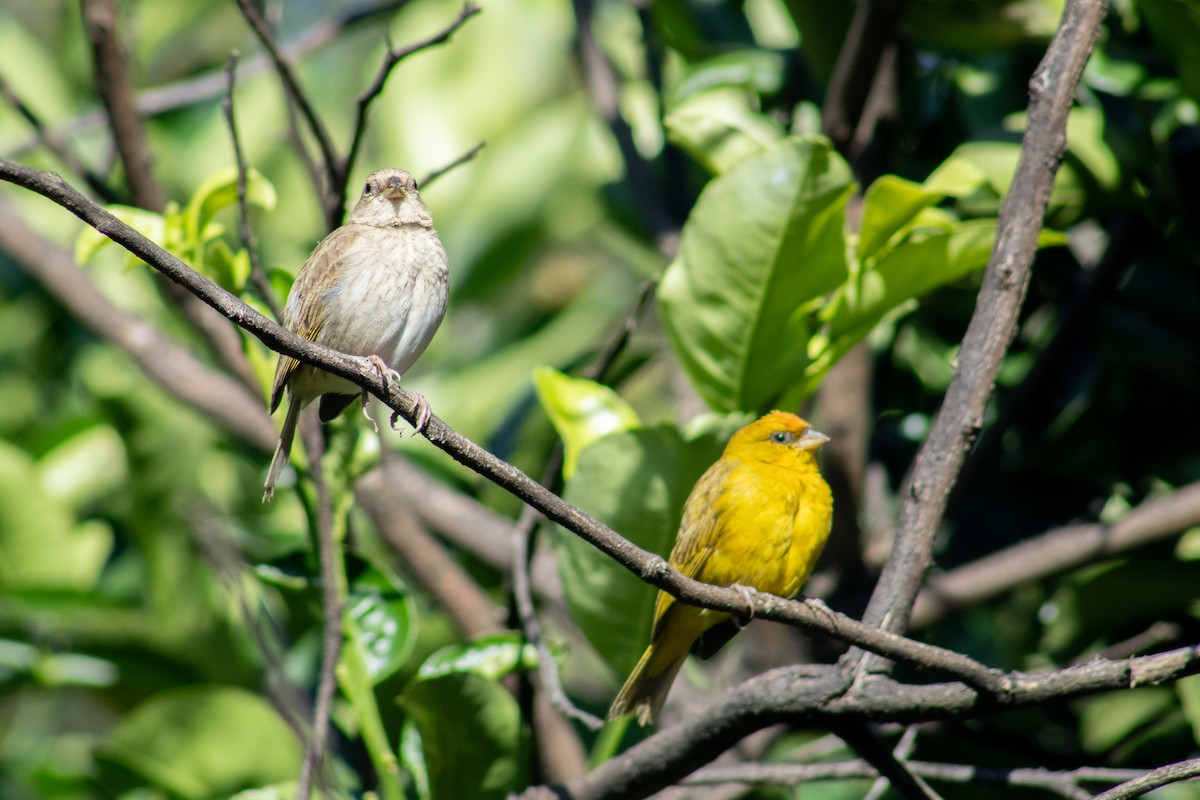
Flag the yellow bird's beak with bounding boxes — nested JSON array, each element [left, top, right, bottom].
[[798, 428, 830, 450]]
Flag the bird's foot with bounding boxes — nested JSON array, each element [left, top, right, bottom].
[[366, 355, 402, 434], [730, 583, 757, 628], [393, 391, 433, 435]]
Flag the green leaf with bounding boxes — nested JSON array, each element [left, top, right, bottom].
[[343, 570, 418, 686], [665, 87, 785, 174], [1140, 0, 1200, 105], [1178, 674, 1200, 746], [74, 205, 166, 266], [417, 633, 538, 682], [0, 441, 111, 591], [1079, 688, 1176, 754], [183, 167, 277, 250], [672, 50, 787, 102], [399, 672, 527, 800], [857, 175, 946, 263], [552, 420, 739, 678], [658, 136, 854, 412], [96, 685, 302, 800], [533, 367, 641, 478]]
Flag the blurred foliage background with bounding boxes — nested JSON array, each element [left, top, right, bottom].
[[0, 0, 1199, 798]]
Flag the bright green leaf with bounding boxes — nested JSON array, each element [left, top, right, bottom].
[[417, 633, 537, 682], [96, 686, 302, 800], [0, 442, 111, 592], [665, 87, 785, 174], [184, 167, 277, 250], [672, 49, 787, 102], [344, 570, 417, 686], [399, 673, 527, 800], [659, 136, 854, 412], [1178, 674, 1200, 746], [533, 367, 640, 478], [1079, 688, 1176, 754], [857, 175, 946, 263]]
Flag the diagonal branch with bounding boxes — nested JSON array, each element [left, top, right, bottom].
[[857, 0, 1109, 639], [0, 160, 1004, 694]]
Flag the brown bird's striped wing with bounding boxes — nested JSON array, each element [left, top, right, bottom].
[[268, 229, 359, 412]]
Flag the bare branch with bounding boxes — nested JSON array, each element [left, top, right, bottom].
[[537, 646, 1200, 800], [233, 0, 342, 224], [418, 140, 487, 190], [0, 160, 1007, 693], [686, 760, 1147, 798], [0, 75, 117, 202], [79, 0, 166, 211], [1091, 757, 1200, 800], [339, 3, 482, 213], [858, 0, 1109, 639], [221, 51, 283, 321], [297, 414, 343, 800], [912, 480, 1200, 628]]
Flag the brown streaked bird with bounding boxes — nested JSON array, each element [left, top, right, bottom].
[[263, 168, 449, 501], [609, 411, 833, 725]]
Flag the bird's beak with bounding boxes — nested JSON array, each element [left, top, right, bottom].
[[382, 175, 407, 199], [798, 428, 830, 451]]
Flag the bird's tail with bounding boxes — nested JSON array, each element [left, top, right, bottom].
[[608, 643, 688, 726], [263, 399, 302, 502]]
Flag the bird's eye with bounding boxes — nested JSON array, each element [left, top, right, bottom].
[[770, 431, 794, 444], [363, 181, 374, 196]]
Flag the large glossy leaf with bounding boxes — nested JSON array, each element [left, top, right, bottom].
[[659, 136, 853, 412], [417, 633, 538, 681], [399, 671, 527, 800], [342, 570, 417, 686], [552, 419, 740, 678], [96, 686, 302, 799]]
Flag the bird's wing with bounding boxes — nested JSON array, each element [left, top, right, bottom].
[[268, 234, 345, 411], [649, 463, 729, 638]]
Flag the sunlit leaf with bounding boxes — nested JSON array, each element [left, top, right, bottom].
[[533, 367, 640, 478], [659, 136, 854, 412]]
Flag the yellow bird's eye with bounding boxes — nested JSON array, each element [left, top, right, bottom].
[[770, 430, 795, 444]]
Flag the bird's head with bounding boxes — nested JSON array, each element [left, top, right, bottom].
[[349, 168, 433, 227], [725, 411, 829, 466]]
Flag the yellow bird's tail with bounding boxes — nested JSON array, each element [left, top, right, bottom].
[[608, 644, 688, 726]]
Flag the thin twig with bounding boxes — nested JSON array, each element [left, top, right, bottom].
[[338, 2, 482, 214], [0, 76, 117, 202], [685, 760, 1147, 798], [910, 480, 1200, 628], [418, 140, 487, 189], [233, 0, 342, 226], [1090, 757, 1200, 800], [221, 51, 284, 320], [297, 413, 343, 800]]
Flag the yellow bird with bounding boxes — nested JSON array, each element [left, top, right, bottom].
[[609, 411, 833, 725]]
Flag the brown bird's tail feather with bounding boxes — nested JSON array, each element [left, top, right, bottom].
[[608, 647, 688, 726], [263, 398, 302, 502]]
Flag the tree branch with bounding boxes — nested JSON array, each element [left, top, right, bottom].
[[1091, 757, 1200, 800], [858, 0, 1109, 639], [338, 3, 482, 215], [911, 480, 1200, 628], [0, 159, 1005, 694]]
